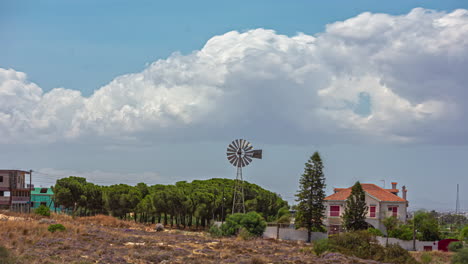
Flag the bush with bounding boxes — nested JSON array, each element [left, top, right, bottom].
[[460, 226, 468, 243], [313, 238, 330, 256], [48, 224, 66, 233], [368, 227, 384, 236], [208, 225, 223, 237], [449, 241, 464, 252], [35, 204, 51, 217], [238, 227, 253, 240], [221, 212, 266, 237], [420, 252, 432, 264], [0, 246, 16, 264], [452, 248, 468, 264], [328, 231, 418, 264]]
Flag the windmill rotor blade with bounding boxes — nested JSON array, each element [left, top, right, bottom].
[[244, 156, 252, 164], [252, 149, 262, 159], [242, 157, 250, 166], [239, 139, 245, 149], [227, 146, 237, 152], [228, 155, 237, 163], [235, 139, 241, 149], [227, 153, 237, 160], [245, 144, 253, 151], [231, 140, 238, 149]]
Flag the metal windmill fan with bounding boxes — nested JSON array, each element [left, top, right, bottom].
[[226, 139, 262, 213]]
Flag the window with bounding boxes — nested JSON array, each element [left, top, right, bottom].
[[388, 206, 398, 217], [40, 202, 47, 206], [330, 205, 340, 217], [370, 206, 376, 217], [0, 176, 3, 182], [40, 188, 48, 193]]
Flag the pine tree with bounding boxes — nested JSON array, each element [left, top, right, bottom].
[[343, 181, 368, 231], [295, 152, 326, 242]]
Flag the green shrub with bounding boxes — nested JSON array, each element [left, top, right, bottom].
[[368, 228, 384, 236], [0, 246, 16, 264], [384, 243, 418, 264], [449, 241, 464, 252], [328, 231, 417, 264], [452, 248, 468, 264], [208, 225, 223, 237], [420, 252, 432, 264], [238, 227, 253, 240], [48, 224, 66, 233], [35, 204, 51, 217], [221, 212, 266, 237], [313, 238, 330, 256], [460, 226, 468, 243]]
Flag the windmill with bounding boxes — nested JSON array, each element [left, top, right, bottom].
[[226, 139, 262, 214]]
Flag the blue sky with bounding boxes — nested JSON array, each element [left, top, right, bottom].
[[1, 1, 468, 211]]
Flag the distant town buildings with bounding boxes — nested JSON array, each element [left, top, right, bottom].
[[0, 170, 31, 212]]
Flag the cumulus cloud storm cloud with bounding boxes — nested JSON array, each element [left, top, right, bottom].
[[1, 8, 467, 144]]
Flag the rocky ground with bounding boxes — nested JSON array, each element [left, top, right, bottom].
[[0, 212, 403, 263]]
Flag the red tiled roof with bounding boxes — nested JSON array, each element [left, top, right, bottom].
[[325, 183, 406, 202]]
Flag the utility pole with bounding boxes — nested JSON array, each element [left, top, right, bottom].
[[412, 213, 416, 251], [29, 170, 32, 213]]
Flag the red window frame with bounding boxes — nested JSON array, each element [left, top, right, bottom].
[[370, 206, 376, 217], [392, 206, 398, 217], [330, 205, 340, 217]]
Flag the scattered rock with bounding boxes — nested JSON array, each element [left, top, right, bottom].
[[124, 242, 145, 247], [39, 218, 57, 224], [155, 223, 164, 232]]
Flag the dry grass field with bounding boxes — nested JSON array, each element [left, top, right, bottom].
[[0, 211, 451, 264]]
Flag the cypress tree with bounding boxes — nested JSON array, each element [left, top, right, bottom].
[[343, 181, 368, 231], [295, 152, 326, 242]]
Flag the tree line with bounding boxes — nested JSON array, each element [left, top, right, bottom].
[[52, 177, 287, 228]]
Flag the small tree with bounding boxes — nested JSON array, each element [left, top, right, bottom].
[[342, 181, 368, 231], [383, 216, 399, 245], [295, 152, 326, 242]]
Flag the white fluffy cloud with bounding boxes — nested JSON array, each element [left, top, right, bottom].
[[1, 8, 467, 144]]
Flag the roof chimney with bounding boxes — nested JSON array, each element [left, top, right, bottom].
[[391, 182, 397, 189], [402, 185, 407, 200]]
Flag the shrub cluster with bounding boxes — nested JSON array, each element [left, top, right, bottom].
[[48, 224, 66, 233], [452, 248, 468, 264], [0, 246, 16, 264], [448, 241, 464, 252], [208, 212, 266, 238], [311, 231, 418, 264], [35, 204, 51, 217]]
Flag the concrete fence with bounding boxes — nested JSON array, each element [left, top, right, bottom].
[[263, 226, 327, 241], [375, 236, 438, 251]]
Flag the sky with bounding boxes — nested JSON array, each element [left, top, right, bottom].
[[1, 0, 468, 211]]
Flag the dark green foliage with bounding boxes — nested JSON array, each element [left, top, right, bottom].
[[388, 222, 414, 241], [420, 252, 432, 264], [53, 177, 286, 227], [414, 211, 440, 241], [460, 225, 468, 243], [342, 182, 368, 231], [0, 246, 16, 264], [276, 206, 291, 224], [48, 224, 66, 233], [208, 225, 223, 237], [35, 204, 51, 217], [221, 212, 266, 236], [448, 241, 464, 252], [452, 248, 468, 264], [327, 231, 418, 264], [312, 238, 330, 256], [295, 152, 326, 242], [367, 227, 384, 236]]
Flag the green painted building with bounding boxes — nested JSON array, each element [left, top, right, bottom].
[[31, 187, 61, 212]]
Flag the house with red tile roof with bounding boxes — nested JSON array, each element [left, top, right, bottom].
[[323, 182, 408, 235]]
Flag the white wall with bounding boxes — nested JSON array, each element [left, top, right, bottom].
[[263, 226, 327, 241], [375, 236, 438, 251]]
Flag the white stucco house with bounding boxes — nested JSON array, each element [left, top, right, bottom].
[[323, 182, 408, 234]]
